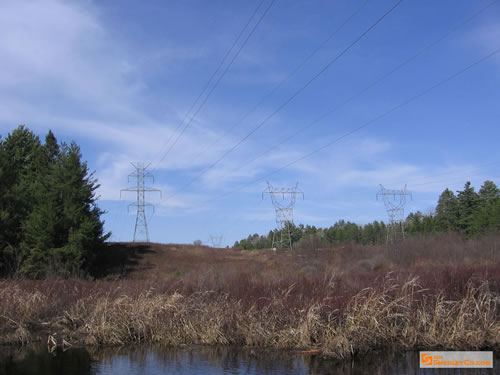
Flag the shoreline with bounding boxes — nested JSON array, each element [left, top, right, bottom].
[[1, 274, 498, 359]]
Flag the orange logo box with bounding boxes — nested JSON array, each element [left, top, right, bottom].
[[420, 351, 492, 368], [421, 353, 443, 366]]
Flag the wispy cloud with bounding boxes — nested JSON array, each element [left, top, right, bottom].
[[1, 0, 498, 245]]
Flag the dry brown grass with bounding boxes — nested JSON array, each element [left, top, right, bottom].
[[0, 272, 499, 359], [1, 233, 499, 358], [93, 233, 500, 282]]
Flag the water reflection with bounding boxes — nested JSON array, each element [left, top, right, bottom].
[[0, 345, 91, 375], [0, 345, 497, 375]]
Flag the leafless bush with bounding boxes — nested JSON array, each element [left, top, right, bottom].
[[0, 275, 498, 359], [1, 233, 499, 358]]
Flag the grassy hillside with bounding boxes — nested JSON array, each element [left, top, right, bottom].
[[1, 233, 499, 358], [95, 232, 500, 282]]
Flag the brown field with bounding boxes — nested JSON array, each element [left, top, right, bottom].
[[1, 232, 499, 359], [95, 232, 500, 281]]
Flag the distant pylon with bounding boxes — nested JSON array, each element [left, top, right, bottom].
[[377, 184, 412, 243], [262, 182, 304, 250], [120, 162, 161, 243], [209, 235, 224, 248]]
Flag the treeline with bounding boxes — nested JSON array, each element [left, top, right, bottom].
[[234, 180, 500, 250], [406, 180, 500, 237], [0, 125, 109, 278], [234, 221, 388, 250]]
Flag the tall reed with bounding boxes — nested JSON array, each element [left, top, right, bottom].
[[1, 273, 498, 359]]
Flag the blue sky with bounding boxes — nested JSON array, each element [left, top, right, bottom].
[[1, 0, 499, 246]]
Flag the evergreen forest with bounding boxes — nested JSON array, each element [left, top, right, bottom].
[[234, 180, 500, 250], [0, 125, 109, 278]]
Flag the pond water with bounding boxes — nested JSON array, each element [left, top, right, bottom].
[[0, 345, 498, 375]]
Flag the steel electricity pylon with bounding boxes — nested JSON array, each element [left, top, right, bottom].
[[209, 235, 224, 248], [262, 182, 304, 250], [377, 184, 412, 243], [120, 162, 161, 243]]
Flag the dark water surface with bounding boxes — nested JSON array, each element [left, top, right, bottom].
[[0, 345, 498, 375]]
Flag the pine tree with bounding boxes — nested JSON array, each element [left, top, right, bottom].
[[471, 180, 500, 236], [0, 125, 110, 278], [406, 211, 424, 235], [478, 180, 500, 203], [21, 131, 61, 277], [0, 126, 41, 274], [435, 188, 459, 232], [362, 223, 375, 244], [22, 141, 110, 277], [456, 182, 479, 237]]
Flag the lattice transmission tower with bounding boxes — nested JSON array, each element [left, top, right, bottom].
[[377, 184, 412, 243], [120, 162, 161, 243], [262, 182, 304, 250], [209, 235, 224, 248]]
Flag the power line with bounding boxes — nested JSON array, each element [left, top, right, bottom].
[[218, 172, 500, 246], [377, 184, 411, 243], [222, 0, 499, 178], [120, 163, 162, 242], [152, 0, 268, 170], [163, 0, 404, 202], [199, 47, 500, 205], [208, 234, 224, 247], [147, 163, 498, 243], [186, 0, 371, 166], [262, 181, 304, 250], [155, 0, 277, 167]]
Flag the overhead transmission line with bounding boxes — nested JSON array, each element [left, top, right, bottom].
[[142, 0, 498, 235], [187, 0, 371, 165], [163, 0, 404, 203], [198, 47, 500, 205], [215, 166, 500, 244], [215, 163, 500, 242], [151, 0, 267, 169], [129, 0, 271, 231], [221, 0, 499, 177], [153, 0, 276, 168]]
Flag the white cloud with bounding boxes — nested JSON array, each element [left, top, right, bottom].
[[0, 0, 270, 204], [463, 16, 500, 68], [2, 0, 497, 243], [472, 22, 500, 51], [0, 0, 142, 112]]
